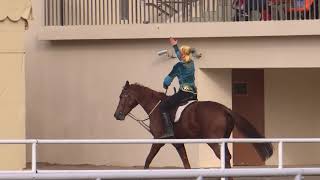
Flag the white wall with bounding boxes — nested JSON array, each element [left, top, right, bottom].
[[265, 69, 320, 165], [25, 39, 202, 167]]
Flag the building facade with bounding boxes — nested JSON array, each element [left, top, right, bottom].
[[25, 0, 320, 168]]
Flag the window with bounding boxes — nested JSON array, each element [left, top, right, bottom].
[[233, 82, 248, 96]]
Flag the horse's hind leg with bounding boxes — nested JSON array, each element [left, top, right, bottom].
[[173, 144, 191, 169], [144, 144, 164, 169], [208, 143, 232, 168], [208, 143, 233, 180]]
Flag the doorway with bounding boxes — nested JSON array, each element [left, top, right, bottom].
[[232, 69, 265, 166]]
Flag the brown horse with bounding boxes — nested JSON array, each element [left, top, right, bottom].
[[114, 81, 273, 170]]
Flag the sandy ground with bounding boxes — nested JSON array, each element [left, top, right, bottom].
[[24, 163, 319, 180]]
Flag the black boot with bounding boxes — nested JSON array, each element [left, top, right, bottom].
[[159, 112, 174, 139]]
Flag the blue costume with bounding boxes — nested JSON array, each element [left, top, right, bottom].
[[159, 44, 197, 139]]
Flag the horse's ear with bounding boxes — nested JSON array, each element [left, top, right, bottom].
[[124, 80, 130, 89]]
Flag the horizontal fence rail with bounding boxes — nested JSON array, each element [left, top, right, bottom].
[[1, 138, 320, 179], [0, 169, 318, 179], [44, 0, 320, 26]]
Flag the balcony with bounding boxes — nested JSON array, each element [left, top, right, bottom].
[[39, 0, 320, 40]]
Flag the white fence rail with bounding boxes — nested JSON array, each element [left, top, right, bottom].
[[1, 138, 320, 179]]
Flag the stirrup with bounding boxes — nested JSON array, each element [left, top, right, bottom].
[[159, 134, 174, 139], [159, 131, 174, 139]]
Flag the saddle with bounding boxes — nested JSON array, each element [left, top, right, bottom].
[[174, 100, 197, 122], [169, 87, 198, 122]]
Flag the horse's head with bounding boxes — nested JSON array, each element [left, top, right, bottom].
[[114, 81, 139, 121]]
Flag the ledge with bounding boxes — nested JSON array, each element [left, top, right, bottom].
[[38, 20, 320, 40]]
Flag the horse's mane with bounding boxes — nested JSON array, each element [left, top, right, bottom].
[[130, 83, 167, 100]]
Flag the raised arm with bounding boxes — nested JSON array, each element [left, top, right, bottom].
[[169, 37, 182, 61]]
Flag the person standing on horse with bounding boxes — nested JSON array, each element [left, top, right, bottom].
[[159, 37, 198, 139]]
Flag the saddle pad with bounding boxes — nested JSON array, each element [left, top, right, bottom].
[[174, 100, 197, 123]]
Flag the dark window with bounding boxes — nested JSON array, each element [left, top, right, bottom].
[[233, 82, 248, 95]]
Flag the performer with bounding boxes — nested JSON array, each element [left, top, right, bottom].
[[159, 37, 197, 139]]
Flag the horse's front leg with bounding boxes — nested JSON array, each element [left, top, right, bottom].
[[173, 143, 191, 169], [144, 144, 164, 169]]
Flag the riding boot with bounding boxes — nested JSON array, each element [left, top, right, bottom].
[[159, 112, 174, 139]]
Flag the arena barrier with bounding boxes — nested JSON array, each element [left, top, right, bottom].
[[1, 138, 320, 180]]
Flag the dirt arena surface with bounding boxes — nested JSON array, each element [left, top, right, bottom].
[[26, 163, 319, 180]]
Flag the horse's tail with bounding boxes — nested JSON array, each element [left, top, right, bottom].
[[229, 111, 273, 161]]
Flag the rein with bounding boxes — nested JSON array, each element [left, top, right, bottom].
[[128, 89, 167, 133], [128, 100, 161, 132]]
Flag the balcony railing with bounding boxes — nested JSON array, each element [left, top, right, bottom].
[[44, 0, 320, 26]]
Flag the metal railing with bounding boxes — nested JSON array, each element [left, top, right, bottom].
[[1, 138, 320, 179], [44, 0, 320, 26]]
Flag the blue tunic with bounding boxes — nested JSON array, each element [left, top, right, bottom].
[[163, 45, 197, 94]]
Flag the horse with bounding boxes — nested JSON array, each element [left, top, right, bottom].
[[114, 81, 273, 171]]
